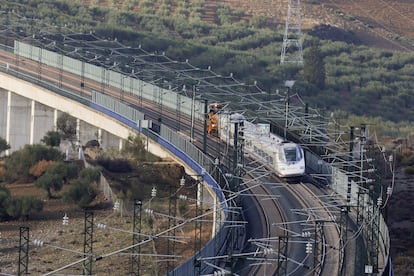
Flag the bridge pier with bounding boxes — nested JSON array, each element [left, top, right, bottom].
[[0, 88, 123, 156]]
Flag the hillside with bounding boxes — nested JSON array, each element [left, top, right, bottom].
[[82, 0, 414, 52], [66, 0, 414, 126], [215, 0, 414, 51], [2, 1, 414, 273]]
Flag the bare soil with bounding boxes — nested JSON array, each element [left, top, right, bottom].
[[0, 164, 213, 275], [82, 0, 414, 51], [386, 166, 414, 275], [220, 0, 414, 51], [4, 1, 414, 273]]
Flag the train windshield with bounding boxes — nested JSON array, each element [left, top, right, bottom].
[[284, 146, 302, 162]]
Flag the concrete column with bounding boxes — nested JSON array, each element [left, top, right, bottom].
[[78, 120, 98, 146], [7, 92, 31, 152], [54, 109, 58, 131], [99, 129, 121, 151], [32, 102, 55, 144], [0, 89, 7, 140], [98, 128, 102, 146], [5, 91, 11, 155], [76, 118, 81, 146], [119, 138, 123, 151], [30, 100, 35, 144]]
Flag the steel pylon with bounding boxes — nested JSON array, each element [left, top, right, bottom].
[[280, 0, 304, 65]]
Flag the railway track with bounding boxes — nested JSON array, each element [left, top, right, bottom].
[[237, 158, 289, 275], [0, 47, 342, 275], [281, 181, 342, 275]]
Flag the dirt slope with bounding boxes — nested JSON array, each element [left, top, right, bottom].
[[219, 0, 414, 51]]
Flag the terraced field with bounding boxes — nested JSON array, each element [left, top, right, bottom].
[[82, 0, 414, 51], [218, 0, 414, 50], [320, 0, 414, 39]]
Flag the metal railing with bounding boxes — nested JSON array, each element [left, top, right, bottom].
[[6, 40, 391, 275]]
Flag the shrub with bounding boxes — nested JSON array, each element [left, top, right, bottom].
[[401, 152, 414, 166], [0, 136, 10, 155], [63, 178, 98, 208], [79, 167, 101, 183], [97, 157, 132, 173], [41, 130, 61, 147], [34, 161, 79, 198], [35, 171, 64, 198], [5, 196, 43, 220], [404, 166, 414, 175], [0, 185, 11, 220], [30, 160, 56, 178], [3, 144, 64, 183]]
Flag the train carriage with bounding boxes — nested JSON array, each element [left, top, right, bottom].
[[212, 107, 305, 178]]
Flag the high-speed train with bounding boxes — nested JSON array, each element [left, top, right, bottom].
[[208, 104, 306, 178]]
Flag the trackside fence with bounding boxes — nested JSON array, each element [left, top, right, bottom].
[[6, 40, 390, 275], [0, 54, 235, 275], [14, 41, 206, 122], [307, 149, 390, 275]]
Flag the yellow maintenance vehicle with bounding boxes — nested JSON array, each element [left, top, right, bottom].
[[207, 103, 223, 135]]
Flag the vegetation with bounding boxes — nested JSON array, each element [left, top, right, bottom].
[[0, 137, 10, 155], [0, 132, 170, 213], [4, 195, 44, 221], [122, 134, 160, 162], [35, 161, 80, 198], [62, 167, 101, 208], [0, 1, 410, 138], [0, 1, 412, 273], [41, 130, 62, 147], [396, 149, 414, 175], [0, 141, 98, 214], [56, 112, 77, 146], [0, 185, 44, 221], [0, 185, 12, 218], [2, 144, 64, 183], [302, 40, 325, 89]]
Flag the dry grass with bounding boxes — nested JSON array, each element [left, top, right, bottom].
[[0, 182, 213, 275]]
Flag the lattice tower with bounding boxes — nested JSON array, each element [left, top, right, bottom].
[[280, 0, 304, 65]]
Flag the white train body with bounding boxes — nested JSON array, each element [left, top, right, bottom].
[[218, 113, 306, 178]]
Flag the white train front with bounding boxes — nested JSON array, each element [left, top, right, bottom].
[[214, 112, 306, 178]]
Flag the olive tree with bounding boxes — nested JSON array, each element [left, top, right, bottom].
[[41, 131, 61, 147], [303, 40, 326, 89], [0, 137, 10, 156], [63, 167, 101, 208]]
